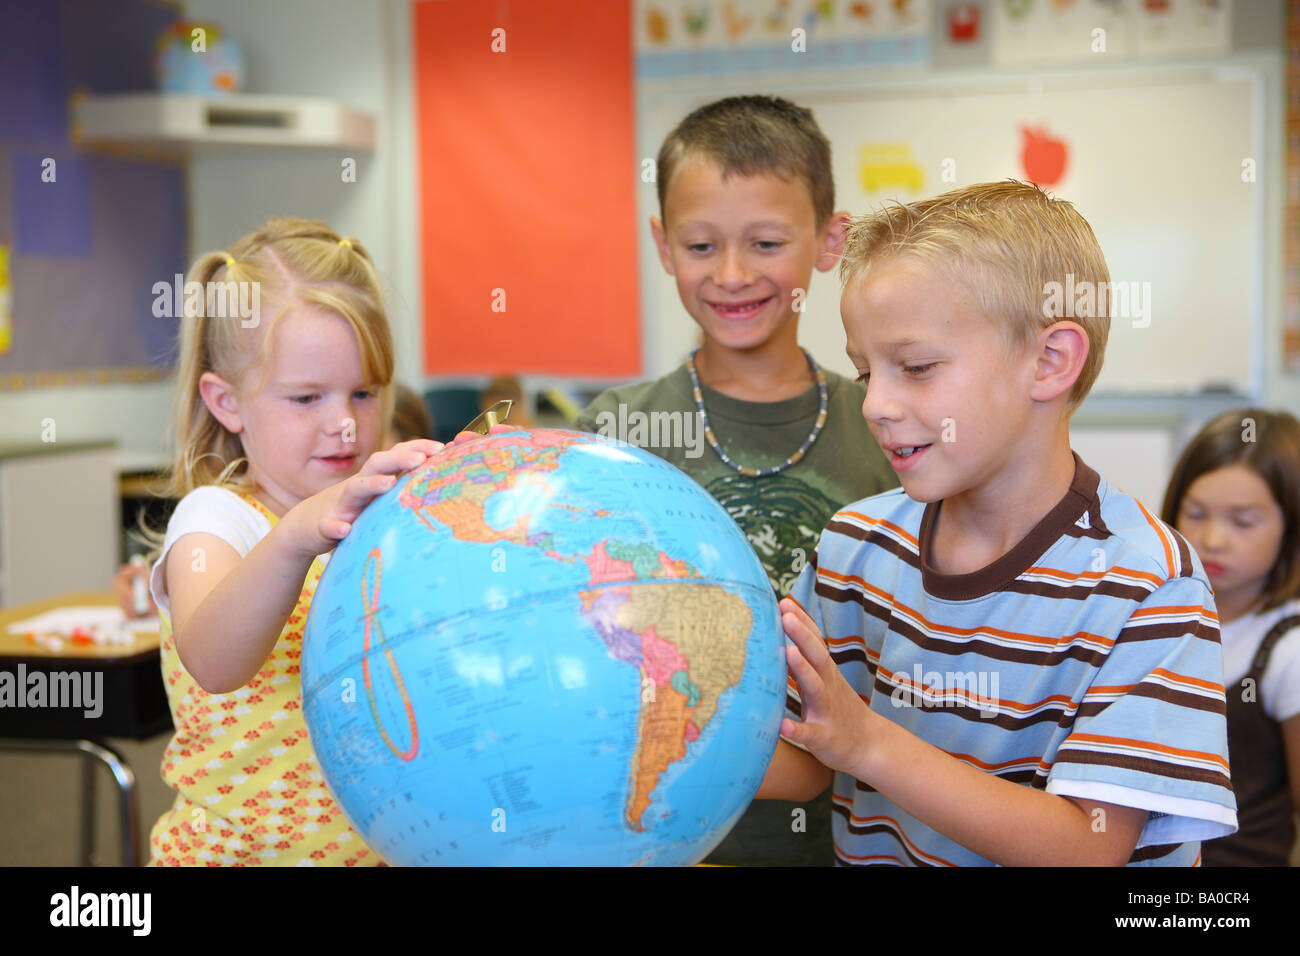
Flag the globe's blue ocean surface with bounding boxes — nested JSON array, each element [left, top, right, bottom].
[[302, 429, 786, 865]]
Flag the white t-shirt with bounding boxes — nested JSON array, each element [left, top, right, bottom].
[[1219, 597, 1300, 723], [149, 485, 302, 616]]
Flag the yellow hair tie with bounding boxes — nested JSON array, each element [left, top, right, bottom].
[[339, 238, 353, 250], [224, 256, 235, 268]]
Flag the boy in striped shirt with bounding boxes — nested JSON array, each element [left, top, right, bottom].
[[757, 181, 1237, 865]]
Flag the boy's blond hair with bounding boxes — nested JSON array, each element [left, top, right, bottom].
[[840, 180, 1110, 411], [161, 216, 395, 503]]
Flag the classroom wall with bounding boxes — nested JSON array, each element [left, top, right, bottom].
[[1, 0, 1295, 496], [626, 0, 1295, 507], [181, 0, 1297, 421], [629, 6, 1288, 397]]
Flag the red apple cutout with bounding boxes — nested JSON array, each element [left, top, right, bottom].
[[948, 3, 979, 42], [1021, 125, 1068, 187]]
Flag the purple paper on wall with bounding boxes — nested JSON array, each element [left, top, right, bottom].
[[90, 155, 186, 365], [59, 0, 176, 93], [0, 0, 193, 382], [0, 156, 184, 375], [0, 2, 69, 143], [13, 153, 93, 257]]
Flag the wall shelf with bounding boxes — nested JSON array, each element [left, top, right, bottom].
[[72, 92, 375, 151]]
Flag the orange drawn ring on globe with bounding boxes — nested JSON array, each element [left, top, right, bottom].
[[359, 547, 419, 761]]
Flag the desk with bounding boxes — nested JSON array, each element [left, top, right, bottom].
[[0, 591, 170, 866]]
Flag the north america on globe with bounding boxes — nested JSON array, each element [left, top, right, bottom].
[[400, 432, 752, 831], [302, 429, 786, 865]]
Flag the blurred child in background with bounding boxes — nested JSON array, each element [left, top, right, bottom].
[[480, 375, 535, 429], [1163, 408, 1300, 866], [391, 381, 434, 445]]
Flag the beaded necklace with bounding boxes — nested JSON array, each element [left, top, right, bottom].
[[684, 348, 828, 478]]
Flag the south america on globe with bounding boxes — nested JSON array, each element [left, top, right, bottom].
[[301, 428, 787, 865]]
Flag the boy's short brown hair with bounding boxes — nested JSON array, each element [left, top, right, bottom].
[[840, 180, 1111, 411], [1161, 408, 1300, 612], [656, 95, 834, 229]]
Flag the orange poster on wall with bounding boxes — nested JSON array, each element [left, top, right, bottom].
[[413, 0, 640, 378]]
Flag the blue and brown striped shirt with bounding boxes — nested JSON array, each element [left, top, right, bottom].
[[786, 453, 1238, 866]]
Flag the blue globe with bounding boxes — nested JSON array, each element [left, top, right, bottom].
[[302, 428, 785, 865]]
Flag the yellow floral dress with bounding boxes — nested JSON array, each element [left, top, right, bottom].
[[149, 492, 382, 866]]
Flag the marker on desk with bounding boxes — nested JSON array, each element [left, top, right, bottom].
[[129, 554, 150, 617]]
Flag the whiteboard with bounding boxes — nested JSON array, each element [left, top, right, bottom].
[[1069, 424, 1177, 514], [640, 67, 1262, 397]]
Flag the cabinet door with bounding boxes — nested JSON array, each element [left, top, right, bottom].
[[0, 447, 116, 606]]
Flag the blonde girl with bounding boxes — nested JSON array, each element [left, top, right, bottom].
[[145, 217, 442, 865]]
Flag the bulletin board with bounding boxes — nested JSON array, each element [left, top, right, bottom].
[[0, 0, 186, 390], [641, 65, 1263, 398], [413, 0, 641, 379], [1285, 0, 1300, 372]]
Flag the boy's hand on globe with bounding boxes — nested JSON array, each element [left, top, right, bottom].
[[778, 597, 873, 778], [286, 439, 444, 556]]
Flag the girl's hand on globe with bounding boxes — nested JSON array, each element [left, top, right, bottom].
[[778, 597, 875, 779], [376, 438, 445, 474], [285, 439, 444, 556]]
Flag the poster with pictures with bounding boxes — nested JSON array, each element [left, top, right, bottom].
[[1286, 0, 1300, 372], [991, 0, 1230, 67], [635, 0, 931, 77]]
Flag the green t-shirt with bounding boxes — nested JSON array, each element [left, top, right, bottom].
[[574, 363, 898, 596], [574, 361, 899, 866]]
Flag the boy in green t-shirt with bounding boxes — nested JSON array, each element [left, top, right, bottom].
[[574, 95, 897, 865]]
